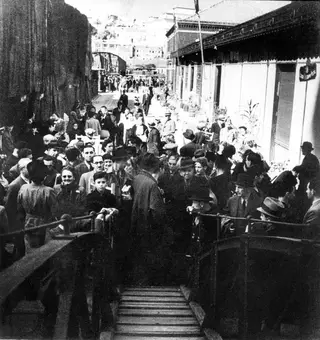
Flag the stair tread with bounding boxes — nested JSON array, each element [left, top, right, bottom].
[[121, 296, 186, 302], [119, 302, 189, 309], [117, 316, 198, 325], [122, 291, 183, 297], [116, 324, 202, 335], [114, 336, 206, 340], [118, 309, 193, 316]]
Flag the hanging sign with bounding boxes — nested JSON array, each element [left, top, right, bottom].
[[299, 62, 317, 81]]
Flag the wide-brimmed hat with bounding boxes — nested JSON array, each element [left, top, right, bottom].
[[163, 143, 178, 150], [148, 121, 156, 127], [183, 129, 195, 140], [190, 186, 211, 202], [192, 149, 205, 161], [112, 148, 129, 161], [257, 197, 285, 220], [273, 170, 297, 189], [179, 157, 194, 170], [234, 173, 254, 188], [27, 160, 48, 182], [301, 141, 314, 151], [165, 112, 171, 116]]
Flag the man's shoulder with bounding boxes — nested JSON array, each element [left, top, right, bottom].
[[8, 176, 24, 188], [80, 170, 94, 181]]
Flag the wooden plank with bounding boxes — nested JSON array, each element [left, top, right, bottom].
[[117, 316, 198, 325], [190, 302, 206, 327], [124, 287, 180, 292], [119, 302, 189, 309], [118, 309, 193, 316], [204, 328, 223, 340], [116, 324, 202, 335], [114, 336, 206, 340], [180, 285, 191, 301], [0, 239, 73, 306], [122, 291, 183, 297], [53, 291, 74, 340], [121, 296, 186, 302]]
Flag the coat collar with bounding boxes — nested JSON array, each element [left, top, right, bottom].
[[139, 169, 158, 185]]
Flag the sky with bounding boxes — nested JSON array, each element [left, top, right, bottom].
[[65, 0, 217, 21]]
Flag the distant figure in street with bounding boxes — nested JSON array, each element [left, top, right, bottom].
[[142, 87, 153, 116], [118, 90, 128, 113]]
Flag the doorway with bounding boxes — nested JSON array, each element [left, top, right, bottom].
[[271, 64, 296, 161]]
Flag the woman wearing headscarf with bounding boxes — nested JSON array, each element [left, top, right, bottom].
[[52, 166, 87, 230]]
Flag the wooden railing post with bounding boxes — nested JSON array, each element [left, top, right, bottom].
[[209, 241, 218, 328], [239, 234, 249, 340], [60, 214, 72, 236]]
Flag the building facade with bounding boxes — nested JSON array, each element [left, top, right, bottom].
[[170, 2, 320, 166]]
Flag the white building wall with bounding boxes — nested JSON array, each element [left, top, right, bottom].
[[201, 63, 215, 120], [261, 61, 277, 163], [219, 64, 242, 124]]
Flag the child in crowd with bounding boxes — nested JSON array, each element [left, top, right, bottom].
[[85, 171, 118, 233]]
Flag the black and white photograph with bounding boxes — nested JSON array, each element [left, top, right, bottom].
[[0, 0, 320, 339]]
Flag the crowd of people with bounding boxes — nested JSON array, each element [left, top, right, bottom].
[[100, 74, 165, 93], [0, 88, 319, 289]]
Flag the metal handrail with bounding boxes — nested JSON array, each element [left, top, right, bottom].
[[196, 212, 310, 228], [0, 213, 98, 239]]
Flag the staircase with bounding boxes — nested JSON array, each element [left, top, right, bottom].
[[113, 286, 209, 340]]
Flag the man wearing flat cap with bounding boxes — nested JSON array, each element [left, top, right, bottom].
[[162, 112, 176, 142], [293, 141, 320, 198]]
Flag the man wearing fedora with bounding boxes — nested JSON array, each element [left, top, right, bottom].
[[255, 197, 286, 235], [162, 112, 176, 142], [187, 185, 218, 249], [180, 129, 199, 158], [130, 153, 172, 285], [147, 121, 161, 149], [293, 141, 319, 197], [222, 173, 263, 236]]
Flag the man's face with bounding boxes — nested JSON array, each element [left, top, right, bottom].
[[92, 156, 104, 172], [95, 178, 107, 193], [235, 185, 246, 197], [101, 107, 107, 115], [47, 148, 58, 158], [82, 147, 94, 162], [105, 143, 114, 154], [104, 158, 113, 172], [168, 157, 177, 173], [44, 160, 54, 171], [179, 167, 194, 181], [301, 147, 308, 156], [306, 183, 314, 200]]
